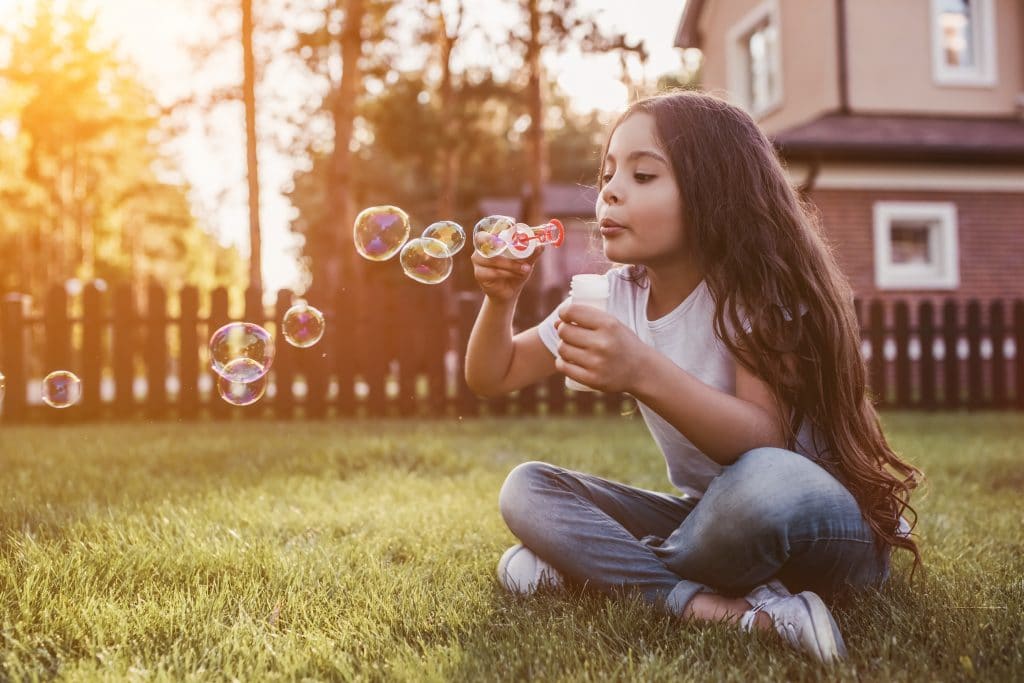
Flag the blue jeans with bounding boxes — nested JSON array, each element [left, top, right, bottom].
[[498, 447, 889, 616]]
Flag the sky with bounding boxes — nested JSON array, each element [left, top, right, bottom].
[[2, 0, 692, 292]]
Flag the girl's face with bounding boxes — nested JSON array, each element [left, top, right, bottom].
[[596, 112, 687, 268]]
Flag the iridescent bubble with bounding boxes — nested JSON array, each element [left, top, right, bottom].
[[217, 359, 267, 406], [400, 237, 454, 285], [472, 215, 516, 258], [422, 220, 465, 256], [504, 223, 537, 259], [0, 370, 5, 405], [354, 205, 411, 261], [209, 322, 274, 381], [282, 301, 325, 348], [42, 370, 82, 409]]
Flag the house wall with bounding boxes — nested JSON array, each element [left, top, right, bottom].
[[809, 186, 1024, 311], [697, 0, 840, 133], [846, 0, 1023, 116], [692, 0, 1024, 123]]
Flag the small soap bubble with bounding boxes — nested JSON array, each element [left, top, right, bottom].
[[472, 215, 516, 258], [0, 370, 5, 404], [504, 223, 537, 259], [282, 301, 326, 348], [400, 237, 454, 285], [217, 359, 267, 406], [354, 205, 411, 261], [42, 370, 82, 409], [422, 220, 465, 256], [209, 322, 274, 381]]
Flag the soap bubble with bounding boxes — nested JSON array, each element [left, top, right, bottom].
[[400, 237, 454, 285], [209, 322, 274, 381], [504, 223, 537, 259], [0, 370, 5, 404], [472, 215, 516, 258], [217, 359, 267, 406], [422, 220, 465, 256], [282, 301, 325, 348], [354, 205, 411, 261], [42, 370, 82, 409]]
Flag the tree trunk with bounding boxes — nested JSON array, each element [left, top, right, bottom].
[[322, 0, 364, 294], [242, 0, 263, 292], [436, 2, 461, 219], [525, 0, 546, 227]]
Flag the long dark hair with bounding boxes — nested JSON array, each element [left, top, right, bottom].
[[601, 91, 922, 570]]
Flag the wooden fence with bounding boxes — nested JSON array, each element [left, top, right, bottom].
[[1, 274, 1023, 422]]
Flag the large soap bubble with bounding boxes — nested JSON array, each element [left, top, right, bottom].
[[422, 220, 465, 256], [400, 237, 454, 285], [282, 301, 325, 348], [42, 370, 82, 409], [354, 205, 411, 261], [472, 215, 517, 258], [209, 322, 274, 381]]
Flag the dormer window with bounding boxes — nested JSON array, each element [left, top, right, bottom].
[[727, 0, 782, 118], [931, 0, 996, 86]]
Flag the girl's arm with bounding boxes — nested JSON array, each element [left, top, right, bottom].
[[630, 348, 788, 465], [465, 299, 556, 396], [464, 248, 557, 397]]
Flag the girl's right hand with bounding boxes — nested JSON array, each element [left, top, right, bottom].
[[470, 247, 543, 304]]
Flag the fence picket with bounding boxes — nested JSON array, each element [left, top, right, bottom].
[[942, 300, 959, 409], [145, 283, 168, 418], [3, 290, 1024, 420], [966, 300, 983, 408], [918, 301, 936, 410], [990, 301, 1007, 408], [81, 284, 104, 419], [179, 287, 200, 419]]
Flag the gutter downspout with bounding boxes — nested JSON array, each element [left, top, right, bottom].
[[836, 0, 850, 115]]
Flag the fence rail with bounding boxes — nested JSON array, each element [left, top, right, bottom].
[[2, 275, 1023, 422]]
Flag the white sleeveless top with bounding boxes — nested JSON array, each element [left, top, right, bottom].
[[537, 267, 825, 499]]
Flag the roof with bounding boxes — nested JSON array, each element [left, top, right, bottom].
[[478, 183, 598, 219], [675, 0, 707, 49], [772, 114, 1024, 163]]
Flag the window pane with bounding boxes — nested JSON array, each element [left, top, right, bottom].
[[747, 21, 776, 111], [890, 222, 933, 265], [939, 0, 974, 68]]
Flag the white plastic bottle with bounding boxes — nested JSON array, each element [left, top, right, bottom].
[[564, 274, 610, 392]]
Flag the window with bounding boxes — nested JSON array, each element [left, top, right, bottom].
[[874, 202, 960, 290], [931, 0, 996, 86], [727, 1, 782, 117]]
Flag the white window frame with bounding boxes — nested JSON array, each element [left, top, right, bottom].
[[726, 0, 783, 118], [930, 0, 997, 87], [874, 201, 960, 290]]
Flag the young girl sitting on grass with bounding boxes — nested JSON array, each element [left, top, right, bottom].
[[464, 90, 921, 663]]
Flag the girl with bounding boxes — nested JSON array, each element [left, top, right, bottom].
[[464, 91, 921, 663]]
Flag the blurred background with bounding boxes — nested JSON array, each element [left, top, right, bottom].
[[0, 0, 699, 305]]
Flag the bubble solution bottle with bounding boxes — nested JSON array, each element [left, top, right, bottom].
[[564, 274, 610, 392]]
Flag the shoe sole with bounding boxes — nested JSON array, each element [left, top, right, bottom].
[[797, 592, 848, 663]]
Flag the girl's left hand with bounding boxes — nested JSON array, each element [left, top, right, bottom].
[[554, 303, 651, 393]]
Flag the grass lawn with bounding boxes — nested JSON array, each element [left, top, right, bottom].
[[1, 413, 1022, 681]]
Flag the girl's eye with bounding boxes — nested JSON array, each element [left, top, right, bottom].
[[600, 173, 613, 184], [634, 173, 655, 183]]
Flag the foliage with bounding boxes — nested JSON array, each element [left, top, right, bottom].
[[0, 3, 245, 303]]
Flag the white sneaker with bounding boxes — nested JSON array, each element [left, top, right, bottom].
[[745, 578, 792, 605], [741, 588, 848, 663], [496, 543, 565, 595]]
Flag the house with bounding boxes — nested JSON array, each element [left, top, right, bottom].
[[675, 0, 1024, 309]]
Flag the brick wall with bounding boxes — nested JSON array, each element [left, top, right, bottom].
[[810, 188, 1024, 321]]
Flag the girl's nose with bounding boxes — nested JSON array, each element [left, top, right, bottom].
[[600, 182, 620, 205]]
